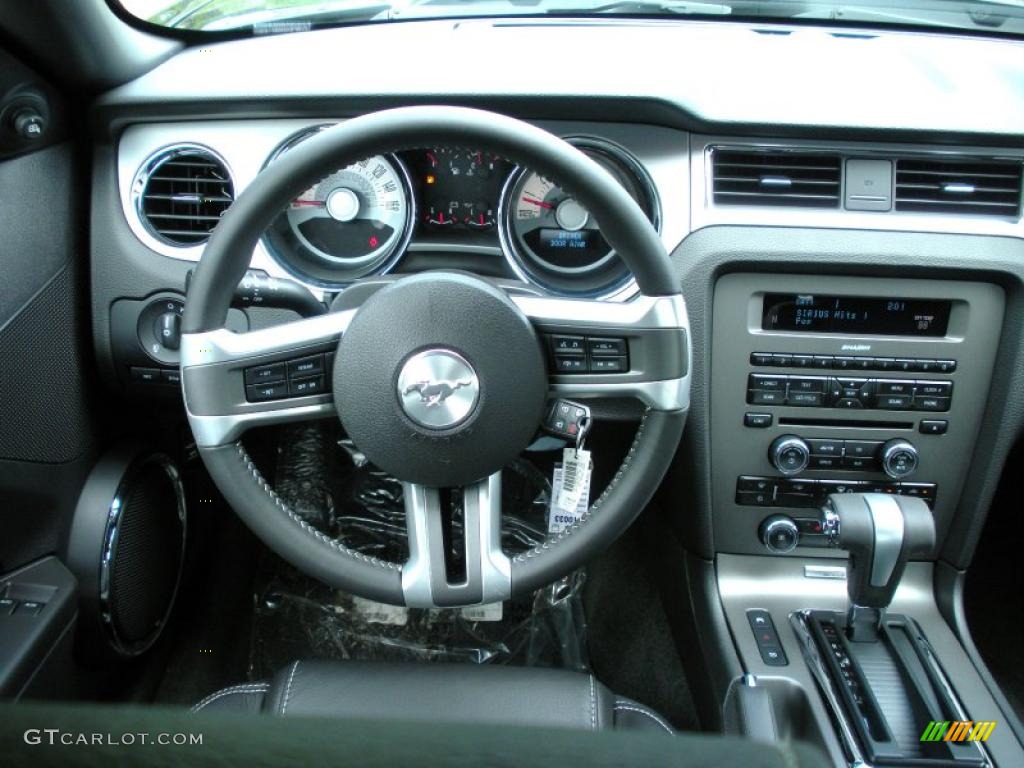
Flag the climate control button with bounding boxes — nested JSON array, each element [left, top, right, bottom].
[[880, 439, 919, 479], [769, 435, 811, 476], [759, 515, 800, 554]]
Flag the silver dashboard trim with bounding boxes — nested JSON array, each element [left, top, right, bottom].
[[691, 136, 1024, 238]]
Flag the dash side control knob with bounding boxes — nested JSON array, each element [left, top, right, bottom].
[[760, 515, 800, 554], [768, 434, 810, 476], [155, 311, 182, 350], [880, 438, 919, 479], [12, 108, 45, 140]]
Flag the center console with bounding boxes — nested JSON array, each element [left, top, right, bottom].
[[710, 274, 1004, 558], [707, 272, 1020, 767]]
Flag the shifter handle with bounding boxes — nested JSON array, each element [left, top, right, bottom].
[[824, 493, 935, 610]]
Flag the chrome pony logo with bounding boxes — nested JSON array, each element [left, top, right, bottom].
[[402, 378, 474, 407], [396, 349, 479, 429]]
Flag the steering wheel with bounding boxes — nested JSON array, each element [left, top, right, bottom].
[[180, 106, 690, 608]]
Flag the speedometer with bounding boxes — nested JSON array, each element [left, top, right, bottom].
[[263, 126, 414, 288], [499, 137, 659, 298]]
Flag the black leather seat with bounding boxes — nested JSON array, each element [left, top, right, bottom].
[[192, 660, 674, 734]]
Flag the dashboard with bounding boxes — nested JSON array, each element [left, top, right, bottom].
[[91, 19, 1024, 562]]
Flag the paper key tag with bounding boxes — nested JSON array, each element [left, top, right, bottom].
[[351, 595, 409, 626], [555, 447, 591, 512], [549, 454, 592, 534], [461, 602, 504, 622]]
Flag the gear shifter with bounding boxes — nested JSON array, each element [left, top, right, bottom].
[[823, 493, 935, 641], [795, 495, 985, 766]]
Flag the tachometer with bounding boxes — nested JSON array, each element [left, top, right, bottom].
[[498, 137, 659, 298], [263, 127, 414, 288]]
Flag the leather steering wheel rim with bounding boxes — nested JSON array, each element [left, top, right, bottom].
[[182, 106, 688, 607]]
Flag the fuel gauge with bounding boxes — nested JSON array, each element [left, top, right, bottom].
[[425, 200, 458, 228]]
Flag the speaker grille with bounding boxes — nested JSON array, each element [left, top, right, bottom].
[[106, 460, 185, 650]]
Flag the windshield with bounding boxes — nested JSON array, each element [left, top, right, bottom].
[[119, 0, 1024, 35]]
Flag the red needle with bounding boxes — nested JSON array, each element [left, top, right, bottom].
[[522, 196, 554, 210], [292, 198, 325, 207]]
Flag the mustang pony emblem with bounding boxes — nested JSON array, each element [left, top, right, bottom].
[[402, 379, 474, 407]]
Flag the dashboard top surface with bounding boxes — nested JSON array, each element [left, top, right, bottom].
[[96, 18, 1024, 143]]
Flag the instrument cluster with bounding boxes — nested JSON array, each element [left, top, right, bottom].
[[261, 128, 660, 299]]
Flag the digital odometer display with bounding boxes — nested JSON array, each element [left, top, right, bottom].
[[762, 294, 951, 336]]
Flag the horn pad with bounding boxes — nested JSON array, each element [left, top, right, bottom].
[[333, 272, 547, 487]]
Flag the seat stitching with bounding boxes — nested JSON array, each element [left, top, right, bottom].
[[191, 683, 269, 713], [512, 410, 650, 563], [281, 660, 300, 715], [235, 443, 397, 570], [613, 703, 674, 735], [775, 743, 800, 768], [589, 675, 597, 730]]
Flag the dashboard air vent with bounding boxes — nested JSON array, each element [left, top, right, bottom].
[[137, 148, 234, 246], [712, 149, 841, 208], [894, 158, 1022, 217]]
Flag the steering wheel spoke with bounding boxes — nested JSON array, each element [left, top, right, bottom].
[[401, 472, 510, 608], [180, 308, 355, 447], [513, 293, 690, 412]]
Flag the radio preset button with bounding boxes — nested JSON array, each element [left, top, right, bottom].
[[791, 354, 814, 368]]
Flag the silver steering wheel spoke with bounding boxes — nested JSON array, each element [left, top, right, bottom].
[[513, 293, 691, 412], [401, 472, 510, 609], [180, 308, 356, 447]]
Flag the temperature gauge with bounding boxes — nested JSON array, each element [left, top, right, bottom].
[[465, 201, 495, 230]]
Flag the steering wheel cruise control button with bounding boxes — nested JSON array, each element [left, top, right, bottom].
[[245, 362, 286, 385]]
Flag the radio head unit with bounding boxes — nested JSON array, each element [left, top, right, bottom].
[[762, 293, 952, 337]]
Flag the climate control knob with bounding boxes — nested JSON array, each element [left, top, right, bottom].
[[768, 435, 811, 476], [759, 515, 800, 554], [880, 439, 919, 479]]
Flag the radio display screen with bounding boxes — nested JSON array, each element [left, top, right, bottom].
[[761, 294, 951, 336]]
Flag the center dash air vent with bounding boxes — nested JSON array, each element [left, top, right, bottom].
[[712, 149, 841, 208], [894, 158, 1022, 217], [136, 147, 234, 246]]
